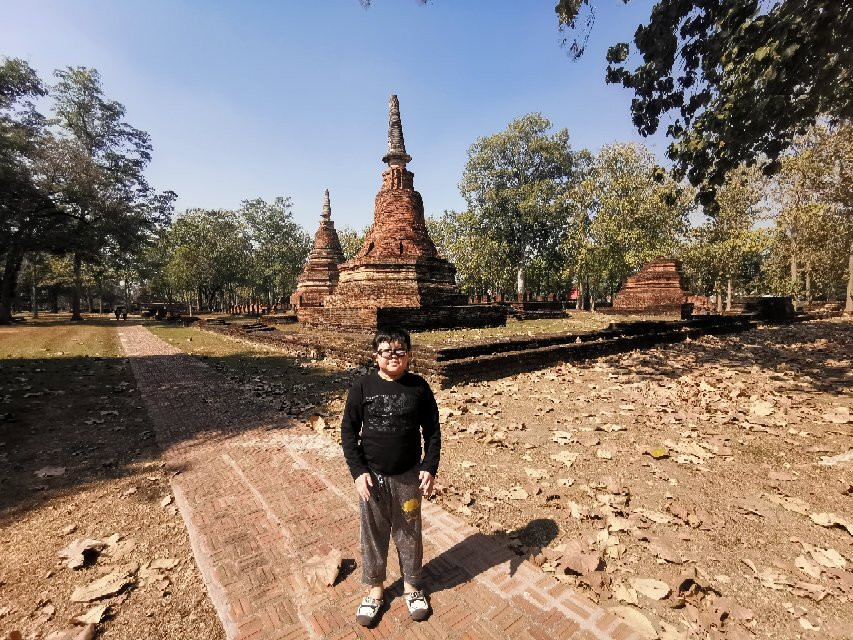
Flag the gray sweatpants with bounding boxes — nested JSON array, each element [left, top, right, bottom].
[[360, 467, 423, 588]]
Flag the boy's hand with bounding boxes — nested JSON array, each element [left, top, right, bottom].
[[355, 473, 373, 502], [418, 471, 435, 497]]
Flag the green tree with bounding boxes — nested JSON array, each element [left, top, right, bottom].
[[556, 1, 853, 204], [239, 197, 311, 307], [0, 58, 65, 322], [337, 225, 371, 261], [682, 166, 768, 310], [427, 210, 514, 295], [567, 142, 693, 308], [164, 208, 251, 312], [765, 124, 853, 304], [459, 113, 587, 295], [49, 67, 171, 320]]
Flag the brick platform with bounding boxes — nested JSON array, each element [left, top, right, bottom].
[[117, 326, 637, 640]]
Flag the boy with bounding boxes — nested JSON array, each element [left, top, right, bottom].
[[340, 327, 440, 626]]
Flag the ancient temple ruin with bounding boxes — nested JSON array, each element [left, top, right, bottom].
[[291, 189, 346, 310], [298, 95, 506, 331], [612, 258, 692, 316]]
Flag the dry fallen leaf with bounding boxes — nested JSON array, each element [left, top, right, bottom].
[[819, 449, 853, 466], [755, 567, 792, 590], [44, 625, 95, 640], [629, 577, 671, 600], [550, 451, 579, 468], [789, 581, 829, 601], [822, 407, 852, 424], [613, 582, 639, 605], [302, 549, 342, 590], [646, 536, 684, 564], [801, 542, 846, 569], [551, 431, 573, 446], [70, 564, 137, 602], [810, 512, 853, 535], [750, 400, 775, 417], [559, 540, 602, 575], [73, 603, 109, 625], [149, 558, 179, 571], [762, 492, 810, 515], [609, 606, 658, 639], [644, 447, 669, 460], [634, 508, 672, 524], [58, 539, 107, 570], [308, 415, 328, 432], [795, 555, 823, 579], [34, 466, 66, 478]]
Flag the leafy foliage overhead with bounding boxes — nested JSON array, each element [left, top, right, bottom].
[[556, 0, 853, 205]]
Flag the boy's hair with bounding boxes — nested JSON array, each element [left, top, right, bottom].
[[372, 326, 411, 352]]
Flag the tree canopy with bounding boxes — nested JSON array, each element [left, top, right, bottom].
[[459, 113, 588, 293], [556, 0, 853, 205]]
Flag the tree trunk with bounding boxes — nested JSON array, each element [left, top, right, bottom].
[[715, 278, 722, 313], [846, 240, 853, 316], [50, 289, 59, 313], [790, 252, 799, 302], [805, 266, 812, 304], [517, 265, 526, 297], [71, 253, 83, 321], [0, 249, 24, 324], [31, 259, 39, 319], [576, 280, 585, 311], [98, 282, 103, 315], [725, 276, 733, 312], [86, 286, 93, 313]]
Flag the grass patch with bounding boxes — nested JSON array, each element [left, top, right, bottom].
[[147, 323, 351, 416], [0, 315, 126, 358]]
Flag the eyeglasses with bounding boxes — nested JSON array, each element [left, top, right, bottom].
[[376, 348, 409, 358]]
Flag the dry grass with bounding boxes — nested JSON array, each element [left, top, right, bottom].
[[408, 311, 671, 347]]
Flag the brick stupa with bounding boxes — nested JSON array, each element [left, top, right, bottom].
[[291, 190, 346, 310], [612, 258, 691, 315], [299, 95, 506, 331]]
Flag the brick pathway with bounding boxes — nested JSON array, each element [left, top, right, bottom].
[[118, 325, 638, 640]]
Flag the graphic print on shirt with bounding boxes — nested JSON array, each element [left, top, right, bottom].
[[364, 393, 419, 432]]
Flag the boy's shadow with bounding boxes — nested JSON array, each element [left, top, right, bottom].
[[386, 518, 559, 598]]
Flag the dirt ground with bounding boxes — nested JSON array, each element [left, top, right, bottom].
[[1, 315, 851, 640], [426, 317, 852, 639], [0, 318, 225, 640]]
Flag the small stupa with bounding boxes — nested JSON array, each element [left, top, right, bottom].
[[612, 258, 691, 315], [299, 95, 505, 331], [291, 189, 346, 310]]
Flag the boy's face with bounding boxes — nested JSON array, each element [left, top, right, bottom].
[[374, 340, 409, 380]]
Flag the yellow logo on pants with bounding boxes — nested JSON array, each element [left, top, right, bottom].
[[402, 498, 421, 518]]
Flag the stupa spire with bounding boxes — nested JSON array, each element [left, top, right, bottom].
[[321, 189, 331, 220], [382, 94, 412, 167]]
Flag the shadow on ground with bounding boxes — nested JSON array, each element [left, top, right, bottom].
[[382, 518, 559, 599], [0, 340, 349, 525]]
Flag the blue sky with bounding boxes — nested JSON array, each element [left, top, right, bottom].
[[2, 0, 666, 232]]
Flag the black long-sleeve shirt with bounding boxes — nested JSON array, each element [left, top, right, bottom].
[[340, 371, 441, 479]]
